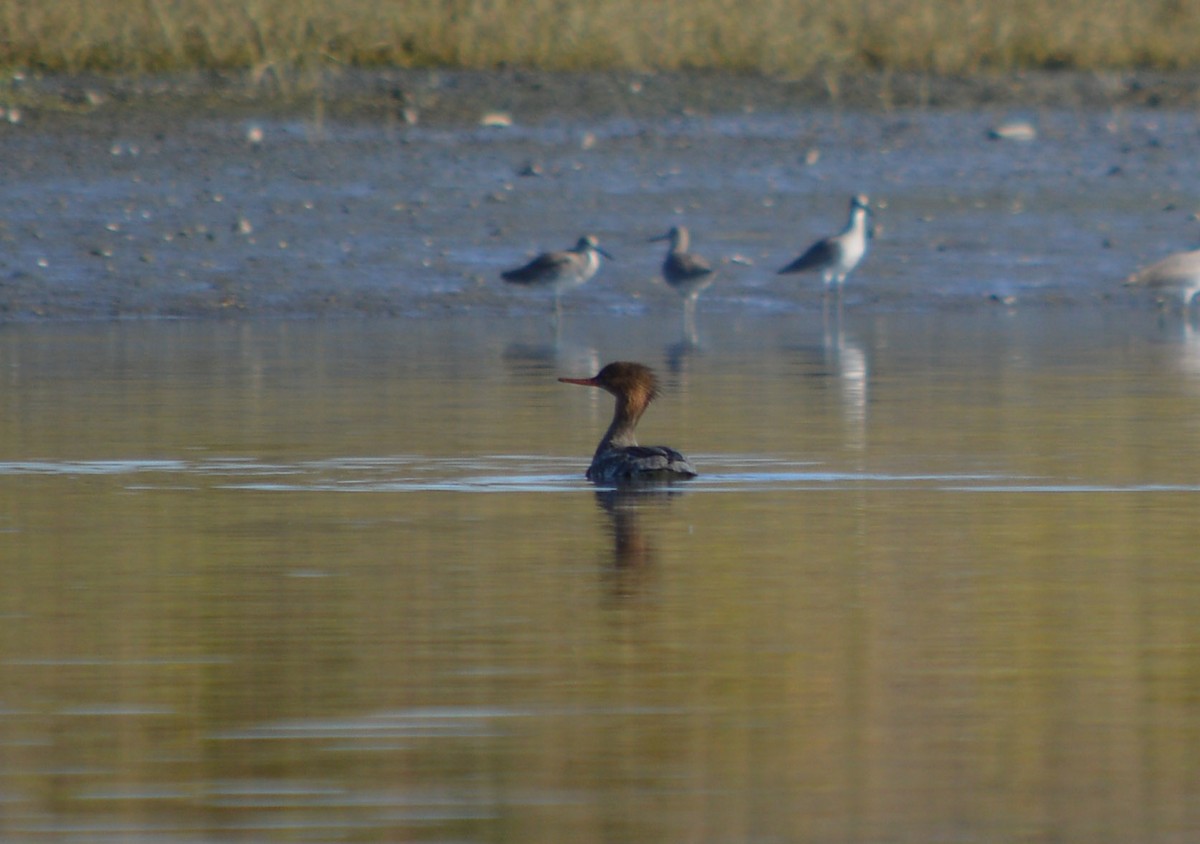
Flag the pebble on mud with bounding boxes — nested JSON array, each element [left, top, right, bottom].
[[988, 120, 1037, 141], [479, 111, 513, 127]]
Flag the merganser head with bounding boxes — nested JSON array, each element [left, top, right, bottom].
[[851, 194, 870, 212], [559, 361, 659, 405]]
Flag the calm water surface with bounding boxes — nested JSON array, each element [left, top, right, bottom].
[[1, 311, 1199, 842]]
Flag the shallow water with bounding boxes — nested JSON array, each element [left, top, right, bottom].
[[2, 311, 1200, 842], [5, 90, 1200, 840], [5, 101, 1200, 318]]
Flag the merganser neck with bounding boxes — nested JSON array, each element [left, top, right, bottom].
[[595, 390, 648, 453]]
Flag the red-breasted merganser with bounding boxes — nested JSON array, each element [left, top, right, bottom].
[[559, 361, 697, 484], [778, 194, 872, 287], [502, 234, 612, 317]]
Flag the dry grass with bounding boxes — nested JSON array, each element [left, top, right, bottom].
[[3, 0, 1200, 77]]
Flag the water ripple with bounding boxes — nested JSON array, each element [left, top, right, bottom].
[[1, 456, 1193, 493]]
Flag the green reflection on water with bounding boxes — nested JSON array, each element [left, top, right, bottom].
[[1, 314, 1198, 843]]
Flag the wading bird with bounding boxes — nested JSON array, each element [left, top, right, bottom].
[[1124, 248, 1200, 311], [778, 194, 872, 289], [649, 225, 716, 319], [502, 234, 611, 318]]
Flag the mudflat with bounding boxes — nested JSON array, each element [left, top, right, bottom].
[[2, 68, 1196, 319]]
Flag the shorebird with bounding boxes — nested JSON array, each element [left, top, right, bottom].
[[650, 225, 715, 340], [649, 226, 716, 309], [559, 361, 697, 484], [502, 234, 611, 318], [778, 194, 872, 288], [1124, 248, 1200, 311]]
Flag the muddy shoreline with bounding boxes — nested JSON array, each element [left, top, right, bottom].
[[14, 67, 1200, 131], [2, 68, 1198, 321]]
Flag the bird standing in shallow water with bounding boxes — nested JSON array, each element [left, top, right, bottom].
[[559, 361, 697, 484], [650, 226, 715, 342], [502, 234, 611, 319], [778, 194, 872, 289], [650, 226, 716, 317], [1124, 248, 1200, 311]]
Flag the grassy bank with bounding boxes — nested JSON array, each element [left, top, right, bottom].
[[3, 0, 1200, 77]]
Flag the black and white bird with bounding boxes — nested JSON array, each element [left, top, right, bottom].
[[778, 195, 872, 288], [502, 235, 612, 317]]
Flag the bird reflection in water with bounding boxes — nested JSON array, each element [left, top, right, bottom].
[[501, 336, 600, 379], [1168, 319, 1200, 383], [823, 310, 868, 453], [594, 487, 683, 600], [665, 328, 702, 375], [663, 296, 706, 375]]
